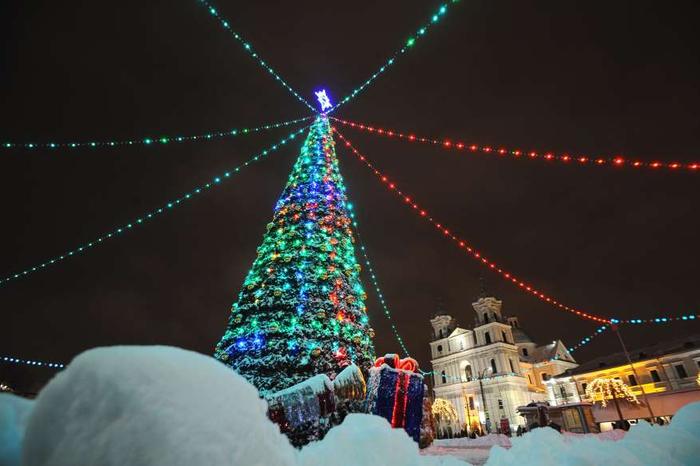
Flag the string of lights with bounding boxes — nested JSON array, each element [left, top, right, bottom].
[[198, 0, 316, 112], [351, 218, 412, 357], [334, 127, 611, 324], [1, 116, 311, 152], [2, 355, 65, 369], [0, 125, 310, 288], [565, 325, 609, 354], [329, 1, 460, 113], [331, 117, 700, 173], [335, 128, 700, 326]]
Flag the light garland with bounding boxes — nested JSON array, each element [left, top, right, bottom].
[[1, 116, 311, 152], [585, 377, 640, 408], [2, 355, 65, 369], [334, 128, 700, 326], [431, 397, 458, 423], [331, 117, 700, 173], [198, 0, 316, 112], [333, 127, 610, 324], [0, 125, 310, 288], [566, 325, 609, 353], [329, 1, 460, 113]]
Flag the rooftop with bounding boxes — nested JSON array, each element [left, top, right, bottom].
[[560, 333, 700, 377]]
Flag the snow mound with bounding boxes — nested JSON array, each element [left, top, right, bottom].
[[300, 413, 465, 466], [0, 393, 34, 466], [486, 402, 700, 466], [21, 346, 297, 466]]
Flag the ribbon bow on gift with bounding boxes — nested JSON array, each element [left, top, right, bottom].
[[373, 353, 419, 373]]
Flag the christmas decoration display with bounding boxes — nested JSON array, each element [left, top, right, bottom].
[[336, 129, 700, 327], [266, 364, 366, 447], [268, 374, 335, 446], [331, 116, 700, 172], [215, 116, 375, 395], [1, 116, 310, 152], [419, 392, 436, 449], [0, 126, 308, 288], [431, 397, 458, 438], [366, 354, 424, 443], [585, 378, 640, 408]]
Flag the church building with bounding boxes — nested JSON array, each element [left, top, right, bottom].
[[429, 296, 577, 434]]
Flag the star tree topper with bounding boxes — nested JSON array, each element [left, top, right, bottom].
[[315, 89, 332, 112]]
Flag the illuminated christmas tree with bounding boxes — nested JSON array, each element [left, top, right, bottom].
[[214, 116, 376, 395]]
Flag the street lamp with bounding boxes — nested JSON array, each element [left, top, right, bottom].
[[478, 367, 493, 433]]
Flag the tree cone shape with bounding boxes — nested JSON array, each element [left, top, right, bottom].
[[214, 116, 376, 395]]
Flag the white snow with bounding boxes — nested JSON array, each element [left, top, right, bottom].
[[486, 402, 700, 466], [0, 393, 34, 466], [299, 413, 464, 466], [20, 346, 297, 466], [17, 346, 465, 466], [11, 346, 700, 466]]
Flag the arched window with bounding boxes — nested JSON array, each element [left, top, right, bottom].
[[439, 329, 443, 338], [490, 358, 498, 374], [485, 332, 492, 344], [502, 331, 508, 343], [465, 364, 473, 381], [483, 313, 489, 323], [522, 348, 529, 357], [441, 371, 447, 384]]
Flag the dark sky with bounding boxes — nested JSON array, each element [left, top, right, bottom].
[[2, 1, 699, 393]]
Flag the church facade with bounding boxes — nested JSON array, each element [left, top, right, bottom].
[[430, 296, 577, 434]]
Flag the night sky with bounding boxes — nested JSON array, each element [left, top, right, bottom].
[[2, 0, 699, 394]]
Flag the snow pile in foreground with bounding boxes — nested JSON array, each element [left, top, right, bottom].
[[300, 413, 463, 466], [18, 346, 462, 466], [487, 402, 700, 466], [0, 393, 34, 466], [21, 346, 296, 466]]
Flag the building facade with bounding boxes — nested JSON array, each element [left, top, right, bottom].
[[547, 334, 700, 427], [430, 296, 577, 434]]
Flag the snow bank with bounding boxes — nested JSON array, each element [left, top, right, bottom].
[[487, 402, 700, 466], [300, 413, 465, 466], [21, 346, 297, 466], [0, 393, 34, 466], [18, 346, 470, 466]]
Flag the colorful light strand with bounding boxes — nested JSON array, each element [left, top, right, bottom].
[[2, 355, 65, 369], [0, 125, 310, 288], [331, 117, 700, 173], [334, 127, 611, 324], [335, 128, 700, 326], [1, 116, 312, 152], [566, 325, 609, 354], [329, 1, 460, 113], [198, 0, 316, 112]]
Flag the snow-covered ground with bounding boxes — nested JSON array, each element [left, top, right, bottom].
[[1, 345, 699, 466]]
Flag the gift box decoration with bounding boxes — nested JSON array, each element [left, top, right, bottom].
[[366, 353, 425, 443]]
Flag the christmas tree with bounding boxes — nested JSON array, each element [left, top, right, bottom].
[[215, 116, 376, 395]]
